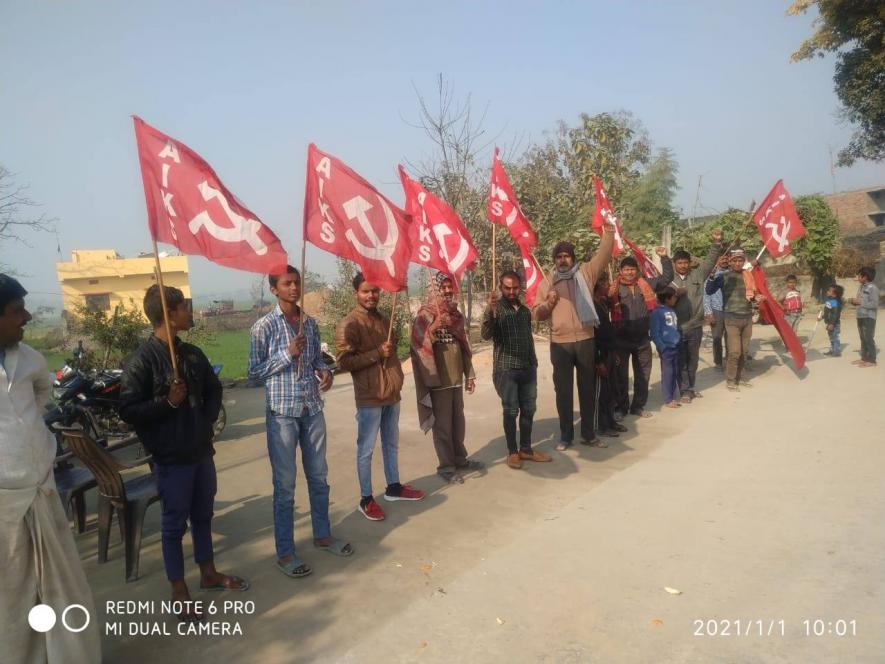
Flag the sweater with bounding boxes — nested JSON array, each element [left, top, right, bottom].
[[650, 306, 681, 351]]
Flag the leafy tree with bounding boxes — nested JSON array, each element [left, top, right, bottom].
[[70, 304, 149, 369], [621, 148, 680, 238], [671, 208, 761, 259], [789, 0, 885, 165], [793, 194, 840, 297]]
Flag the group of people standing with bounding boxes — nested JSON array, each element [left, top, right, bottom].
[[0, 222, 878, 657]]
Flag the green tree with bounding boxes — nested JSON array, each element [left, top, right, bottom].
[[70, 304, 149, 369], [789, 0, 885, 165], [793, 194, 840, 297], [621, 148, 680, 238], [671, 208, 761, 259]]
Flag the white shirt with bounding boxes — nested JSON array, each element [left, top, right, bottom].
[[0, 343, 56, 498]]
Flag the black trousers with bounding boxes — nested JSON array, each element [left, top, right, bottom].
[[594, 348, 617, 432], [678, 326, 703, 393], [613, 338, 653, 413], [493, 368, 538, 454], [550, 339, 596, 442], [857, 317, 877, 363]]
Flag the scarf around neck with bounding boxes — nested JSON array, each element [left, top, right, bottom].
[[554, 263, 600, 328], [609, 275, 657, 322]]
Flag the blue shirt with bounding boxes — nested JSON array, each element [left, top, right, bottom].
[[703, 269, 725, 314], [248, 305, 328, 417], [650, 305, 681, 351]]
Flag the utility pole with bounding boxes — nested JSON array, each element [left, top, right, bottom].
[[828, 145, 837, 194], [689, 174, 703, 227]]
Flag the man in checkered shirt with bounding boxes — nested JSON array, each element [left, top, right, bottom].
[[481, 270, 552, 470], [248, 266, 353, 580]]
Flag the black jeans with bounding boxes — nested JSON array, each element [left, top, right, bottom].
[[550, 339, 596, 443], [493, 367, 537, 454], [857, 317, 877, 363], [678, 326, 703, 393], [613, 339, 653, 413]]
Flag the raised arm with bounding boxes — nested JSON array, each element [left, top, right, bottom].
[[586, 228, 615, 283]]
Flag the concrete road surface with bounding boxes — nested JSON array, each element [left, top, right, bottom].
[[76, 317, 883, 663]]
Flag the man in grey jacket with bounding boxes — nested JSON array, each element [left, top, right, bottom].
[[670, 230, 724, 402]]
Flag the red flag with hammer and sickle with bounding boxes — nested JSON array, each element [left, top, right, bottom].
[[487, 148, 537, 249], [304, 144, 412, 292], [133, 116, 288, 273], [591, 176, 626, 257], [752, 180, 805, 258], [399, 166, 477, 282]]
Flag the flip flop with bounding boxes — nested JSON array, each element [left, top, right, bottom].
[[276, 557, 313, 578], [555, 442, 571, 451], [200, 574, 250, 592], [314, 538, 354, 557]]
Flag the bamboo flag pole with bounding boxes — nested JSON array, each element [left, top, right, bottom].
[[491, 225, 497, 290], [531, 253, 552, 287], [387, 290, 399, 343], [151, 240, 179, 380], [296, 239, 308, 376]]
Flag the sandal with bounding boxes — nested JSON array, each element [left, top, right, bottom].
[[555, 442, 572, 451], [438, 470, 464, 484], [276, 557, 312, 578], [200, 574, 250, 591], [455, 459, 485, 471], [177, 608, 203, 623], [314, 538, 354, 557]]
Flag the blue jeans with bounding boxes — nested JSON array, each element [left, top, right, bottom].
[[659, 347, 680, 403], [266, 409, 331, 559], [827, 323, 841, 355], [155, 456, 217, 582], [355, 403, 401, 497], [492, 367, 537, 454]]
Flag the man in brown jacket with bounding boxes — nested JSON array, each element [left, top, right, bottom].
[[336, 273, 425, 522], [533, 229, 614, 449]]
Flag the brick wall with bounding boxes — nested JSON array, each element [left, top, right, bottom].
[[825, 188, 884, 236]]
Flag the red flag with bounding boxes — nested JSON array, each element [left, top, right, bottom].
[[591, 176, 626, 256], [398, 166, 477, 281], [752, 266, 806, 371], [304, 144, 412, 292], [487, 148, 537, 249], [133, 116, 288, 273], [752, 180, 805, 258], [520, 245, 542, 306], [623, 236, 660, 279]]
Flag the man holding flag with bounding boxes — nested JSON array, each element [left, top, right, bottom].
[[533, 231, 615, 450]]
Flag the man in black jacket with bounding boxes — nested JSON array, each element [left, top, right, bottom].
[[120, 285, 248, 621]]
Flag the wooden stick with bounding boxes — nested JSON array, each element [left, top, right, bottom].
[[531, 252, 552, 287], [491, 225, 497, 290], [387, 290, 399, 343], [151, 239, 179, 380], [297, 239, 308, 375], [755, 246, 767, 262]]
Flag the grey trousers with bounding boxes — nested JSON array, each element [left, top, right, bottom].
[[429, 387, 468, 472]]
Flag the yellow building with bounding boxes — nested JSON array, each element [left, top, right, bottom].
[[56, 249, 190, 319]]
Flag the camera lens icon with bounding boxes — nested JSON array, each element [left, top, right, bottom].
[[28, 604, 91, 633]]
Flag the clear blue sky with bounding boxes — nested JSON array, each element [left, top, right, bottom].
[[1, 1, 882, 307]]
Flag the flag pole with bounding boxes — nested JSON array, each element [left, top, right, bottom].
[[387, 290, 399, 343], [532, 252, 552, 287], [151, 240, 179, 380], [491, 225, 497, 290], [755, 246, 767, 263], [296, 236, 307, 376]]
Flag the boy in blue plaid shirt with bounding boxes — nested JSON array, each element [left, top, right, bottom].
[[248, 266, 353, 579]]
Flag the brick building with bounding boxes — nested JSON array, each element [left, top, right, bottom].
[[825, 186, 885, 237]]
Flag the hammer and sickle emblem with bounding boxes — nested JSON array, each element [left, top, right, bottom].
[[188, 181, 269, 255], [764, 215, 791, 253], [342, 194, 399, 277], [432, 223, 471, 274]]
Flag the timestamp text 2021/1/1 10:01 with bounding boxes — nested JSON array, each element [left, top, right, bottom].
[[693, 619, 857, 637]]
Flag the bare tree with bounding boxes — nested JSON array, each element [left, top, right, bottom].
[[403, 75, 516, 326], [0, 165, 56, 246], [250, 273, 268, 321]]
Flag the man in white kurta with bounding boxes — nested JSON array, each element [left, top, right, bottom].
[[0, 275, 100, 663]]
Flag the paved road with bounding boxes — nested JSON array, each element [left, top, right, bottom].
[[79, 319, 883, 663]]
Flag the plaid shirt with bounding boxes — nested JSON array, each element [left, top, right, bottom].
[[481, 299, 537, 374], [248, 305, 328, 417]]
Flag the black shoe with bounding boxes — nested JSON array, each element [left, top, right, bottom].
[[610, 423, 628, 433]]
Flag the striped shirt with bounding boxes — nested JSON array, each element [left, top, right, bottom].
[[248, 305, 327, 417], [481, 299, 537, 374]]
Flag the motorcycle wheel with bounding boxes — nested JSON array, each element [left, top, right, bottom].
[[213, 404, 227, 438]]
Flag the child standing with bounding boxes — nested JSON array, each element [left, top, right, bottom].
[[779, 274, 803, 332], [822, 284, 844, 357], [592, 274, 627, 438], [650, 287, 682, 409], [849, 267, 879, 367]]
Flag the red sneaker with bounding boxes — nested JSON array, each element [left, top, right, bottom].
[[383, 483, 425, 502], [359, 498, 386, 521]]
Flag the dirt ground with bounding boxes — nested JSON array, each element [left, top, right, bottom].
[[76, 315, 884, 663]]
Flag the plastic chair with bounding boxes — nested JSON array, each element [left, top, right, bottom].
[[53, 465, 96, 533], [61, 429, 159, 582]]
